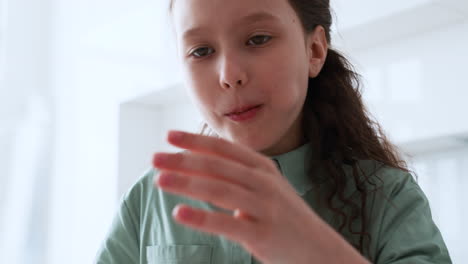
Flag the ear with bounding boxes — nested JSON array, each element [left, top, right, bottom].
[[306, 26, 328, 78]]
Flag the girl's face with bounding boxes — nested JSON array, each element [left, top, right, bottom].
[[172, 0, 326, 156]]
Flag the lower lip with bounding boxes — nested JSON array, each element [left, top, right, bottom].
[[226, 105, 262, 122]]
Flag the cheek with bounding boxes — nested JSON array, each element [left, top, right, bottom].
[[189, 87, 217, 120], [256, 43, 308, 103], [262, 62, 308, 108], [185, 68, 216, 108], [185, 79, 224, 129]]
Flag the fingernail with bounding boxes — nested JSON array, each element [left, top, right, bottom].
[[153, 153, 168, 166], [174, 206, 193, 220], [169, 131, 184, 142]]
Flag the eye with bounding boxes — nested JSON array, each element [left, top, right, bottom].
[[247, 35, 272, 46], [190, 47, 215, 58]]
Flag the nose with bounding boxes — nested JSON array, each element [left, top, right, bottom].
[[218, 54, 248, 90]]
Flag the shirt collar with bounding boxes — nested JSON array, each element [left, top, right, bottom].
[[269, 142, 314, 196]]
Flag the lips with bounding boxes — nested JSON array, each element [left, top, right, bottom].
[[225, 104, 262, 116]]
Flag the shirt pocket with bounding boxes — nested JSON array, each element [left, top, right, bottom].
[[146, 244, 213, 264]]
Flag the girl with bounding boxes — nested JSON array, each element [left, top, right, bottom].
[[96, 0, 452, 263]]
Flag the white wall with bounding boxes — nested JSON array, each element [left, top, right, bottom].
[[352, 20, 468, 144], [46, 0, 183, 263], [0, 0, 53, 263], [412, 146, 468, 262]]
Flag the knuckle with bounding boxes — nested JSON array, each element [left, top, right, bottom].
[[266, 158, 279, 172], [207, 181, 231, 199], [202, 156, 218, 173], [173, 152, 186, 165]]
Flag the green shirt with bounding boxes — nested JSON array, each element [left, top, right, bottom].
[[95, 142, 452, 263]]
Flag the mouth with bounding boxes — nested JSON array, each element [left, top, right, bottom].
[[225, 104, 263, 122], [225, 104, 262, 116]]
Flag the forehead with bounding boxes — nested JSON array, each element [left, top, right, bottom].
[[172, 0, 297, 39]]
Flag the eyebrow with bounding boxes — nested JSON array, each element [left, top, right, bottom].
[[182, 11, 281, 40]]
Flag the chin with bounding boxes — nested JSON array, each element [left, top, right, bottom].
[[224, 131, 274, 154]]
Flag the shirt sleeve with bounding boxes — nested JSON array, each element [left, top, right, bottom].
[[94, 196, 140, 264], [375, 174, 452, 264]]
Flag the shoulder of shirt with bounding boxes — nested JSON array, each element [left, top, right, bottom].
[[120, 167, 157, 204], [343, 159, 420, 198]]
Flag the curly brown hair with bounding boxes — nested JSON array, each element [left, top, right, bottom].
[[168, 0, 410, 257]]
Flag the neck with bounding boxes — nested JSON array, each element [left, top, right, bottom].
[[261, 115, 306, 156]]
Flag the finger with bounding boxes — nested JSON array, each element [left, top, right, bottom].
[[172, 204, 258, 245], [234, 208, 256, 221], [155, 171, 262, 219], [153, 151, 264, 192], [166, 130, 277, 173]]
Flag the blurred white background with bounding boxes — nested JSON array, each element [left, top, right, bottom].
[[0, 0, 467, 263]]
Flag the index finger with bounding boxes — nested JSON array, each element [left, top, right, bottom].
[[166, 130, 277, 173]]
